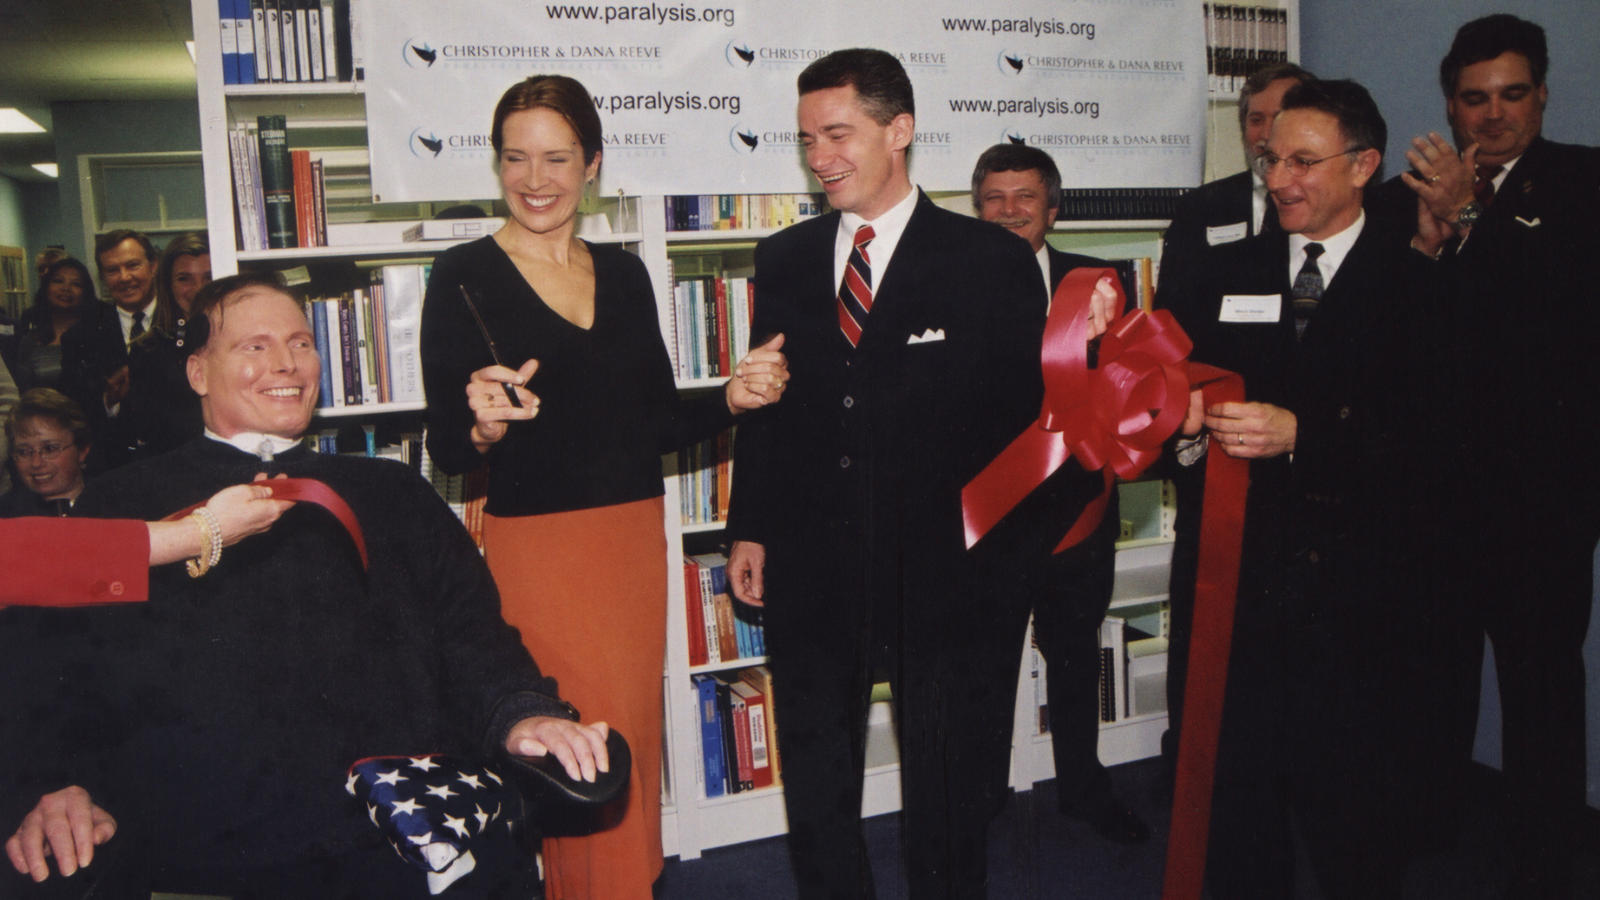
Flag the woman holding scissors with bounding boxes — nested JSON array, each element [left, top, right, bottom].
[[420, 75, 787, 900]]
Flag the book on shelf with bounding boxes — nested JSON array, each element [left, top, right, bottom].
[[1204, 4, 1290, 96], [729, 680, 772, 789], [229, 0, 349, 85], [739, 666, 782, 786], [721, 676, 754, 793], [692, 674, 729, 798], [679, 432, 734, 527], [663, 194, 823, 232], [670, 271, 753, 381], [301, 263, 430, 411], [684, 553, 766, 667], [1055, 188, 1189, 222], [256, 115, 298, 249]]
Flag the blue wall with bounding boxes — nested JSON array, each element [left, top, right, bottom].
[[1303, 0, 1600, 806]]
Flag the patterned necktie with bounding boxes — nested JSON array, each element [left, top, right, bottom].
[[1474, 164, 1505, 207], [129, 310, 146, 343], [1292, 242, 1325, 341], [837, 224, 875, 348]]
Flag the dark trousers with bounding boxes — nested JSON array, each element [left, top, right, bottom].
[[765, 549, 1015, 900]]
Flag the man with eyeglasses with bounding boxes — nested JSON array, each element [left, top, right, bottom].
[[0, 389, 92, 517], [1161, 79, 1445, 900]]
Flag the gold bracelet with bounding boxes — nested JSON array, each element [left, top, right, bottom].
[[186, 507, 222, 578]]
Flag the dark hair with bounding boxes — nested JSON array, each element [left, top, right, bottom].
[[23, 257, 98, 346], [151, 231, 210, 334], [1440, 14, 1547, 96], [1237, 62, 1315, 134], [1280, 79, 1387, 159], [186, 270, 298, 356], [797, 48, 914, 125], [93, 229, 158, 274], [6, 388, 91, 448], [491, 75, 604, 166], [970, 144, 1061, 211]]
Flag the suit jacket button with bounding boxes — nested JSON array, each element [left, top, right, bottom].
[[91, 580, 111, 598], [843, 396, 854, 408], [109, 581, 125, 596], [840, 456, 851, 468], [1338, 406, 1351, 419], [1308, 550, 1320, 563]]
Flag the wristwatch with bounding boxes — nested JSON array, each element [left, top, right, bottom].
[[1453, 200, 1484, 230]]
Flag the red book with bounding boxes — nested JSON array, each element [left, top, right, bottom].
[[683, 559, 707, 666], [290, 149, 314, 248], [730, 681, 771, 788], [714, 276, 731, 377]]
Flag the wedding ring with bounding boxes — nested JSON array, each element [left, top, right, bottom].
[[1237, 433, 1245, 445], [1430, 175, 1441, 183]]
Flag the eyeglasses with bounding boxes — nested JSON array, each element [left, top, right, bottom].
[[1252, 149, 1360, 178], [12, 441, 74, 462]]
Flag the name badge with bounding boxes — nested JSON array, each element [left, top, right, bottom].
[[1206, 222, 1249, 246], [1220, 294, 1281, 323]]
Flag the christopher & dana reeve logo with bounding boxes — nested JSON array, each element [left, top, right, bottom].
[[998, 51, 1025, 75], [729, 125, 758, 152], [409, 127, 494, 159], [405, 40, 439, 68]]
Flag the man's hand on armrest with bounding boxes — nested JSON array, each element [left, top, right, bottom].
[[505, 717, 610, 783], [5, 786, 116, 883]]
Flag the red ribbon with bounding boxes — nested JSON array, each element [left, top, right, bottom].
[[1160, 366, 1248, 900], [962, 267, 1193, 554], [959, 267, 1252, 899], [164, 478, 369, 570]]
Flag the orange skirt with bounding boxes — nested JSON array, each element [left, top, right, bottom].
[[484, 498, 667, 900]]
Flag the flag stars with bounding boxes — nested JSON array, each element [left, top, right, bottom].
[[391, 797, 423, 816], [374, 769, 408, 787], [346, 771, 361, 796], [473, 804, 490, 831], [409, 756, 440, 771], [457, 773, 485, 790], [425, 784, 459, 801], [443, 813, 472, 839]]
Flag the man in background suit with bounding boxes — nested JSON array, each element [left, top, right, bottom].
[[726, 48, 1098, 900], [1394, 15, 1600, 895], [968, 142, 1148, 845], [1164, 79, 1443, 900], [59, 229, 159, 471]]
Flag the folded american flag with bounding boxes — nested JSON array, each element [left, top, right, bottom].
[[346, 755, 520, 894]]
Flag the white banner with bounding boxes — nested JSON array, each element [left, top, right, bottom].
[[363, 0, 1206, 202]]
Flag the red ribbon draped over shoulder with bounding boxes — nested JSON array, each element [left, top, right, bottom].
[[165, 477, 369, 570]]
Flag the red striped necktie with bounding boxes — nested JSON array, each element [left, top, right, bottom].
[[837, 224, 875, 347]]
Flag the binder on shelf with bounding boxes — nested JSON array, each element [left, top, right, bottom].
[[692, 674, 728, 798]]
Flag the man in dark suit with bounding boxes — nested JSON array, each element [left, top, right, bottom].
[[59, 229, 159, 471], [724, 49, 1069, 900], [1164, 79, 1444, 900], [1152, 62, 1312, 780], [1391, 15, 1600, 894], [967, 142, 1148, 845]]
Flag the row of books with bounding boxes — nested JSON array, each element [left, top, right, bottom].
[[216, 0, 358, 85], [664, 195, 823, 233], [1101, 258, 1157, 314], [683, 553, 766, 667], [419, 454, 490, 550], [680, 435, 733, 527], [669, 267, 754, 381], [1204, 4, 1293, 95], [692, 667, 782, 798], [231, 116, 331, 250], [304, 264, 428, 410], [1055, 189, 1188, 222]]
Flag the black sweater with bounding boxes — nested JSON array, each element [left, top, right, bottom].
[[421, 238, 734, 517], [15, 438, 575, 870]]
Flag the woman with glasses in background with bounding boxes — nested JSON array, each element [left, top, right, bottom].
[[1, 389, 92, 517]]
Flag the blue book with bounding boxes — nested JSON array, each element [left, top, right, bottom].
[[693, 675, 727, 797], [310, 298, 333, 407], [219, 0, 240, 84]]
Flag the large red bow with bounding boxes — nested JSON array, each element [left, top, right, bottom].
[[962, 267, 1192, 553], [165, 477, 368, 569]]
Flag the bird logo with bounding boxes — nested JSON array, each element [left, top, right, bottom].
[[730, 126, 759, 152], [726, 41, 755, 68], [405, 41, 438, 68], [410, 129, 445, 158], [1004, 130, 1026, 146], [998, 52, 1024, 75]]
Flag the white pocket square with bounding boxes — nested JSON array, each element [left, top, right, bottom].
[[1516, 216, 1541, 227], [907, 328, 946, 344]]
